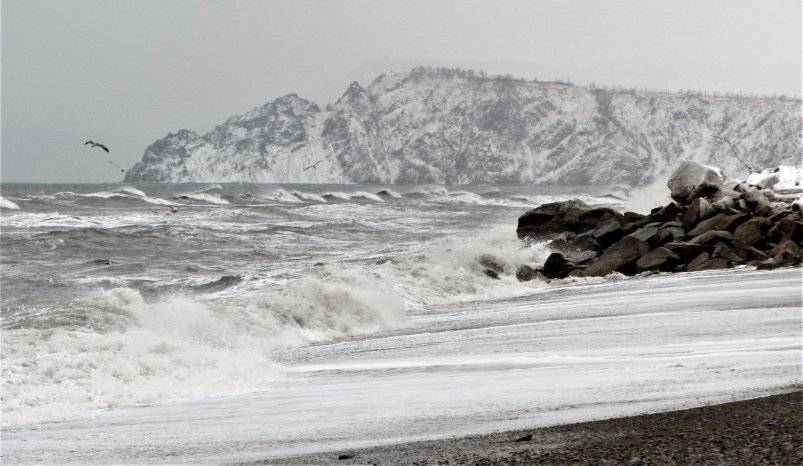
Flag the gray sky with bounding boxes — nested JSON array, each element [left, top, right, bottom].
[[2, 0, 800, 182]]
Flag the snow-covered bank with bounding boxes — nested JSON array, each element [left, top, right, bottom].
[[3, 267, 800, 464]]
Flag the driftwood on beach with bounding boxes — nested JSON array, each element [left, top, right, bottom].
[[515, 161, 803, 281]]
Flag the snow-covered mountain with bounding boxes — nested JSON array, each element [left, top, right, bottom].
[[125, 68, 802, 185]]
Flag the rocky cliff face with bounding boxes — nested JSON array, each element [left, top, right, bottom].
[[125, 68, 802, 185]]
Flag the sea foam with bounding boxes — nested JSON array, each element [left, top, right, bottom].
[[1, 269, 405, 427]]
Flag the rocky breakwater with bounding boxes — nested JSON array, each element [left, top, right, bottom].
[[516, 161, 803, 281]]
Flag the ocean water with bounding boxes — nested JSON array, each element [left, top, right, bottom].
[[1, 183, 800, 463]]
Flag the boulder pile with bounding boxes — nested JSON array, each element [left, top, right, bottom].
[[516, 161, 803, 281]]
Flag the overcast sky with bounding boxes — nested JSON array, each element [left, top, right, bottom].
[[2, 0, 800, 182]]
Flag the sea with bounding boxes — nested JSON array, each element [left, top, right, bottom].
[[1, 183, 800, 464]]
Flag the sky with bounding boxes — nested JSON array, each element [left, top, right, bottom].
[[2, 0, 800, 183]]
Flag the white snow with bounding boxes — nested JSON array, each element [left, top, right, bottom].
[[747, 165, 803, 191]]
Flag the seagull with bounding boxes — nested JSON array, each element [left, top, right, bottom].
[[84, 140, 109, 152], [303, 160, 323, 171]]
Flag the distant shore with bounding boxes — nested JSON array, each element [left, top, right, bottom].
[[250, 390, 802, 465]]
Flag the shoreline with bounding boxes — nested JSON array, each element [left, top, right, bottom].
[[251, 390, 802, 465]]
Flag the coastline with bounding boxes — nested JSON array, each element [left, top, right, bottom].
[[252, 390, 802, 465]]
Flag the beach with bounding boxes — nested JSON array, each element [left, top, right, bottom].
[[264, 390, 802, 465]]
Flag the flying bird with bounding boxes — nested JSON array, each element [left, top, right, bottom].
[[303, 160, 323, 171], [84, 140, 109, 153]]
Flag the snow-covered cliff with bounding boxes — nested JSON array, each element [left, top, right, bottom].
[[125, 68, 802, 185]]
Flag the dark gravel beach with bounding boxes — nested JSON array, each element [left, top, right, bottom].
[[259, 390, 802, 465]]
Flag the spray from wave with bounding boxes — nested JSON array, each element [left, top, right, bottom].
[[1, 270, 405, 426], [0, 195, 21, 210]]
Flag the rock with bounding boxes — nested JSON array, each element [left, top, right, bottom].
[[571, 231, 601, 251], [578, 208, 625, 230], [592, 217, 625, 248], [687, 230, 734, 246], [582, 236, 650, 277], [539, 253, 576, 279], [565, 250, 598, 265], [667, 161, 725, 204], [768, 240, 803, 264], [658, 226, 686, 246], [687, 252, 730, 272], [664, 242, 710, 262], [687, 252, 711, 271], [766, 216, 803, 244], [705, 258, 730, 270], [628, 226, 660, 246], [338, 454, 355, 460], [635, 247, 681, 273], [624, 211, 648, 224], [752, 198, 773, 217], [712, 242, 747, 263], [516, 265, 546, 282], [711, 195, 736, 212], [733, 218, 770, 247], [515, 434, 533, 442], [683, 197, 715, 227], [741, 188, 763, 207], [483, 269, 500, 279], [649, 202, 683, 223], [687, 213, 749, 238], [517, 200, 594, 239]]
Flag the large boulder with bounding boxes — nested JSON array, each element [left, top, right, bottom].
[[686, 213, 750, 238], [635, 247, 681, 273], [517, 200, 623, 240], [667, 161, 726, 204], [539, 253, 577, 279], [581, 236, 650, 277]]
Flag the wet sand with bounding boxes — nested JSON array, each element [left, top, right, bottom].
[[250, 390, 801, 465]]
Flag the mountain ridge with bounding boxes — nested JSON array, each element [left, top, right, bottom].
[[125, 67, 802, 185]]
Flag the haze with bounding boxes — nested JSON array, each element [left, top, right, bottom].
[[2, 0, 800, 182]]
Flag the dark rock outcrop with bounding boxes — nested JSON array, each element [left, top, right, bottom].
[[516, 161, 803, 280]]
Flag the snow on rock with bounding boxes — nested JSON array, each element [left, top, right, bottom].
[[747, 165, 803, 192], [125, 67, 802, 185], [667, 160, 726, 204]]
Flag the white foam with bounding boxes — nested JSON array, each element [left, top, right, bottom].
[[509, 193, 627, 210], [183, 192, 230, 205], [0, 195, 20, 210], [352, 191, 385, 202], [1, 269, 406, 426], [3, 268, 799, 463], [117, 187, 147, 197], [321, 191, 352, 201], [376, 188, 403, 198], [265, 189, 302, 203], [373, 225, 553, 307], [291, 190, 327, 203]]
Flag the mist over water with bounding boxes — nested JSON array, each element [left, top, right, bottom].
[[0, 182, 624, 425]]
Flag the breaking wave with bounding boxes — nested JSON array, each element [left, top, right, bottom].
[[1, 269, 405, 426], [177, 185, 229, 205], [0, 195, 20, 210]]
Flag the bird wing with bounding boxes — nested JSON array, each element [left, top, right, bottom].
[[97, 144, 109, 152], [84, 141, 94, 145]]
